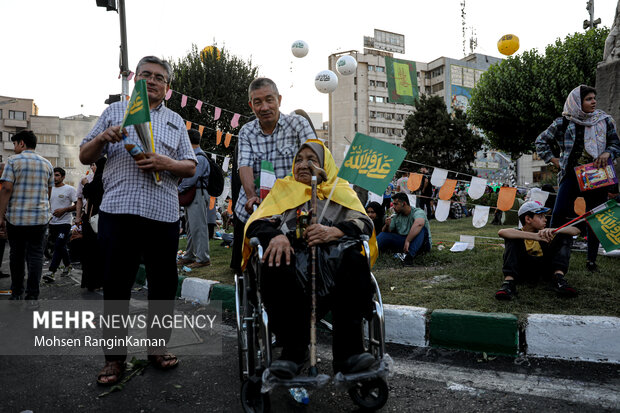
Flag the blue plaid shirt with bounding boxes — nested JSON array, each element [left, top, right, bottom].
[[0, 150, 53, 226], [535, 117, 620, 184], [235, 113, 315, 222], [82, 101, 197, 223]]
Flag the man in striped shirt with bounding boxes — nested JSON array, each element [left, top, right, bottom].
[[0, 130, 54, 301]]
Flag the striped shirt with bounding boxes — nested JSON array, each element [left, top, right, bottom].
[[0, 150, 53, 226], [82, 101, 196, 223], [235, 113, 315, 222]]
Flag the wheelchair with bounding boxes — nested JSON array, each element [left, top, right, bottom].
[[235, 236, 390, 412]]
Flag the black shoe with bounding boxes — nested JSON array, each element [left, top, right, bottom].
[[586, 261, 598, 273], [495, 280, 517, 300], [269, 360, 300, 379], [334, 353, 375, 375], [551, 273, 578, 298], [402, 255, 415, 267]]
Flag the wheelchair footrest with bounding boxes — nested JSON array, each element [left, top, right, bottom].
[[332, 354, 393, 390], [261, 369, 330, 393]]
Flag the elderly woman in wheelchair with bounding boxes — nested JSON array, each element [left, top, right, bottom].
[[243, 140, 380, 380]]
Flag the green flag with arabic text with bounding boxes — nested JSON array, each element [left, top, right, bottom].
[[585, 200, 620, 252], [337, 133, 406, 195]]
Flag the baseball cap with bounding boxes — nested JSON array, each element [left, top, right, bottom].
[[518, 200, 550, 216]]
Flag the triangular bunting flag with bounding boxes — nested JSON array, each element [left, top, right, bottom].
[[216, 130, 223, 145], [198, 125, 204, 136], [224, 133, 232, 148], [195, 100, 203, 113], [407, 173, 422, 192], [473, 205, 490, 228], [213, 107, 221, 121], [431, 168, 448, 187], [209, 196, 216, 209], [222, 156, 230, 172], [497, 187, 517, 211], [165, 89, 173, 101], [181, 95, 187, 108], [435, 200, 451, 222], [231, 113, 241, 128], [185, 121, 192, 130], [468, 177, 486, 200], [438, 179, 457, 201]]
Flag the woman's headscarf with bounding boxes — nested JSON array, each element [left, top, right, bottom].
[[366, 201, 385, 234], [242, 139, 378, 268], [562, 85, 610, 158]]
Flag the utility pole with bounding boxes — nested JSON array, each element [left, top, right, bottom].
[[96, 0, 130, 100], [584, 0, 602, 30]]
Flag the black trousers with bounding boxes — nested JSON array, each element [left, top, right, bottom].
[[502, 234, 572, 283], [230, 217, 245, 273], [98, 211, 179, 361], [7, 223, 46, 298], [259, 247, 372, 365]]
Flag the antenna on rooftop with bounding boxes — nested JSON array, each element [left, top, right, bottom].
[[461, 0, 467, 56]]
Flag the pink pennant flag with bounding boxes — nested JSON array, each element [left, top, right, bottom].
[[213, 107, 221, 121], [127, 71, 134, 80], [165, 89, 173, 101], [231, 113, 241, 128], [195, 100, 203, 113], [181, 95, 188, 108]]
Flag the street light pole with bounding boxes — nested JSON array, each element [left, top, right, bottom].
[[118, 0, 130, 100]]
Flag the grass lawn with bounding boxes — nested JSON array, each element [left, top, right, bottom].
[[179, 216, 619, 318]]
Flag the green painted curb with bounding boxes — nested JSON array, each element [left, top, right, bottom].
[[429, 309, 518, 356], [176, 275, 186, 298], [210, 283, 235, 312], [135, 264, 147, 286]]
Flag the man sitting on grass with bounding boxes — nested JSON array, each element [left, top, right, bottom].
[[495, 201, 580, 300], [377, 192, 431, 266]]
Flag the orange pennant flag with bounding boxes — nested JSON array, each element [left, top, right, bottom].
[[224, 133, 232, 148], [185, 121, 192, 130], [407, 173, 422, 192], [438, 179, 458, 201], [227, 199, 233, 215], [216, 130, 222, 145], [574, 197, 586, 216], [209, 196, 216, 209], [496, 186, 517, 211], [198, 125, 204, 136]]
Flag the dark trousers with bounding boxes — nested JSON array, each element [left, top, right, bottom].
[[98, 211, 179, 361], [259, 247, 372, 365], [80, 220, 103, 290], [230, 216, 245, 273], [0, 238, 6, 273], [551, 170, 608, 262], [7, 223, 46, 298], [49, 223, 71, 272], [419, 197, 432, 219], [502, 234, 572, 283]]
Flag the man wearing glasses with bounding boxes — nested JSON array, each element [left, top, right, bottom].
[[80, 56, 196, 386]]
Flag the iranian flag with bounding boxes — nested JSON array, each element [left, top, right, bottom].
[[259, 160, 275, 200]]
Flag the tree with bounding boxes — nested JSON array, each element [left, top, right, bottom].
[[468, 27, 609, 158], [167, 44, 259, 159], [402, 94, 484, 176]]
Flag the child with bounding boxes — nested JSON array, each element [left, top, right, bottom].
[[495, 201, 580, 300]]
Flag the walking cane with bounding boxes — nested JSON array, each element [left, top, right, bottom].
[[307, 160, 327, 377]]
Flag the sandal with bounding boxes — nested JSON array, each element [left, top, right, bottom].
[[97, 360, 126, 386], [148, 352, 179, 370]]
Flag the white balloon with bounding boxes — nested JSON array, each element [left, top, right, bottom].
[[336, 55, 357, 76], [314, 70, 338, 93], [291, 40, 309, 58]]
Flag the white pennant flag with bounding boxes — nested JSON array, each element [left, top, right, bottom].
[[435, 200, 451, 222], [211, 153, 217, 160], [368, 191, 383, 204], [407, 194, 417, 209], [222, 156, 230, 172], [468, 177, 486, 200], [530, 188, 549, 205], [472, 205, 490, 228], [431, 168, 448, 187]]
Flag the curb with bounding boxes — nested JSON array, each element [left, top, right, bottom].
[[180, 277, 620, 364]]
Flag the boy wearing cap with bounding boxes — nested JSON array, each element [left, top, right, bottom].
[[495, 200, 580, 300]]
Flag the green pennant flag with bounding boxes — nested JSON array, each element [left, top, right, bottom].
[[121, 79, 150, 128], [585, 200, 620, 253], [337, 133, 407, 195]]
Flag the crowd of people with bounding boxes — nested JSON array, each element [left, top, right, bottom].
[[0, 59, 617, 387]]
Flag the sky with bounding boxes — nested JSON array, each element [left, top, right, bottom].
[[1, 0, 617, 120]]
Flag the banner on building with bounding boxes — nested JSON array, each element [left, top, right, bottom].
[[337, 133, 407, 195], [385, 57, 418, 105]]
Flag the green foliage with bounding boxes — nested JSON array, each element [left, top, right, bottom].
[[468, 27, 609, 158], [168, 44, 259, 159], [402, 94, 484, 175]]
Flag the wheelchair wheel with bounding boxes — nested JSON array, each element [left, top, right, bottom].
[[240, 379, 270, 413], [348, 378, 388, 411], [236, 275, 254, 380]]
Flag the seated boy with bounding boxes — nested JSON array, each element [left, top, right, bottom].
[[495, 201, 580, 300]]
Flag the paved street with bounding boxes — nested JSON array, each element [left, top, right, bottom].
[[1, 267, 618, 412]]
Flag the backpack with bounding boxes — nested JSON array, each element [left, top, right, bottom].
[[198, 152, 225, 197]]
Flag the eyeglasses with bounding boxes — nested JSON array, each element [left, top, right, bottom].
[[137, 71, 168, 85]]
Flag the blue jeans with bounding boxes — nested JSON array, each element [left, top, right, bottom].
[[7, 223, 46, 298], [49, 223, 72, 272], [377, 227, 430, 259]]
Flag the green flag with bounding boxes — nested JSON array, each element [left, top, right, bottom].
[[337, 133, 406, 195], [385, 57, 418, 105], [121, 79, 150, 128], [585, 200, 620, 252]]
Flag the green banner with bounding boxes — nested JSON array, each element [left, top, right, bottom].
[[385, 57, 418, 105], [121, 79, 151, 128], [585, 200, 620, 252], [337, 133, 407, 195]]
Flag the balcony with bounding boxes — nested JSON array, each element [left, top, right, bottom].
[[4, 119, 28, 128]]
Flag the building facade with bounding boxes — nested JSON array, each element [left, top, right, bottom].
[[0, 95, 98, 187]]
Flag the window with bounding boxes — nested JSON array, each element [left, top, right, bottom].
[[354, 77, 357, 85], [64, 158, 75, 168], [375, 66, 385, 72], [38, 134, 58, 144], [431, 66, 444, 78], [375, 96, 385, 103], [354, 123, 358, 132], [65, 135, 75, 145], [376, 81, 385, 88], [46, 157, 58, 167], [384, 112, 393, 120], [431, 82, 444, 93], [369, 80, 375, 87], [368, 65, 374, 71], [9, 110, 26, 120], [0, 109, 2, 119], [369, 96, 374, 102], [7, 132, 14, 141], [354, 107, 358, 116], [370, 111, 376, 118], [395, 113, 404, 121], [354, 92, 357, 101]]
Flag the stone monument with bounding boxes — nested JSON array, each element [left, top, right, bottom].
[[596, 0, 620, 125]]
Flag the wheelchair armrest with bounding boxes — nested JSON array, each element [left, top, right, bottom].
[[249, 237, 264, 262]]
